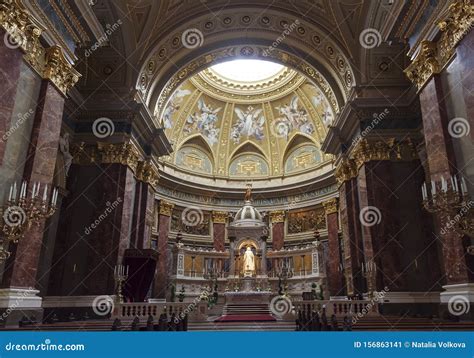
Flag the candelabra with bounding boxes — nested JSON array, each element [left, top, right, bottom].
[[114, 264, 129, 303], [362, 261, 376, 299], [422, 175, 473, 238], [0, 181, 58, 260]]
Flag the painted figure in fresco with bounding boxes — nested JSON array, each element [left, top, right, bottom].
[[185, 99, 221, 145], [274, 96, 314, 139], [231, 106, 265, 143], [162, 87, 191, 129]]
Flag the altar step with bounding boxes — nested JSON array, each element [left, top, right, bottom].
[[223, 304, 272, 316], [189, 321, 295, 331]]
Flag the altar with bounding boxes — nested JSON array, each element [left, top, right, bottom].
[[224, 290, 272, 304]]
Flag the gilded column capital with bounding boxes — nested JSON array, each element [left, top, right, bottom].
[[97, 142, 141, 173], [334, 158, 357, 185], [405, 1, 473, 91], [43, 45, 81, 95], [323, 198, 339, 215], [0, 0, 81, 96], [159, 201, 174, 216], [136, 160, 159, 190], [270, 210, 285, 223], [352, 139, 391, 168], [212, 211, 227, 224]]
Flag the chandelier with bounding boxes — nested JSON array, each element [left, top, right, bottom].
[[0, 181, 59, 260]]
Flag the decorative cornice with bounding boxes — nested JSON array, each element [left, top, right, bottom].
[[212, 211, 227, 224], [136, 160, 159, 189], [0, 0, 81, 96], [322, 198, 338, 215], [404, 0, 473, 91], [270, 210, 285, 223], [98, 142, 141, 173], [334, 158, 357, 185], [159, 200, 174, 216]]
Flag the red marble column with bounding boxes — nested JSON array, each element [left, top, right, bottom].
[[420, 76, 469, 284], [154, 201, 173, 298], [212, 211, 226, 252], [338, 178, 364, 296], [456, 30, 474, 138], [323, 198, 344, 296], [2, 81, 64, 289], [270, 211, 285, 250], [0, 29, 24, 165]]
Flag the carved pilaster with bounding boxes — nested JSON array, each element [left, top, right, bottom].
[[405, 1, 474, 91], [43, 45, 80, 95], [212, 211, 227, 224], [323, 198, 339, 215], [159, 201, 174, 217], [270, 210, 285, 223]]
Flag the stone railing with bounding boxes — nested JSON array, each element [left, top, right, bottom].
[[293, 300, 378, 317], [112, 302, 208, 322]]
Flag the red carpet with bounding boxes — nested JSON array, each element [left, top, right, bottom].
[[215, 314, 276, 322]]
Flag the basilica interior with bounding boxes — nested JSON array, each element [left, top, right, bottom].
[[0, 0, 473, 331]]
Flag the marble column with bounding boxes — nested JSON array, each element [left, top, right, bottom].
[[270, 211, 285, 251], [338, 178, 364, 296], [0, 29, 24, 165], [420, 77, 470, 285], [212, 211, 227, 252], [154, 200, 173, 298], [130, 182, 155, 249], [2, 81, 64, 293], [323, 198, 344, 296]]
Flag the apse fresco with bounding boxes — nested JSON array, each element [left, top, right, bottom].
[[184, 99, 222, 146], [175, 146, 213, 174], [304, 83, 335, 127], [229, 154, 269, 177], [231, 106, 266, 143], [285, 145, 322, 173]]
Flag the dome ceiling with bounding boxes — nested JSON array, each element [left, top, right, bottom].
[[159, 60, 335, 181]]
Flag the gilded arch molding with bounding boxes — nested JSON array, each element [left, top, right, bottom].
[[136, 10, 356, 117]]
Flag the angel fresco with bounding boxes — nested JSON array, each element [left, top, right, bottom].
[[162, 87, 192, 129], [231, 106, 265, 143], [184, 99, 221, 145], [273, 96, 315, 139]]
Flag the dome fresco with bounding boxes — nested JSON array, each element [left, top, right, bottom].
[[159, 60, 335, 180]]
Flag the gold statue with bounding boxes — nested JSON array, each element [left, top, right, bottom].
[[244, 184, 252, 201]]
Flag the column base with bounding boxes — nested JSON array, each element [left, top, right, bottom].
[[0, 287, 43, 328]]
